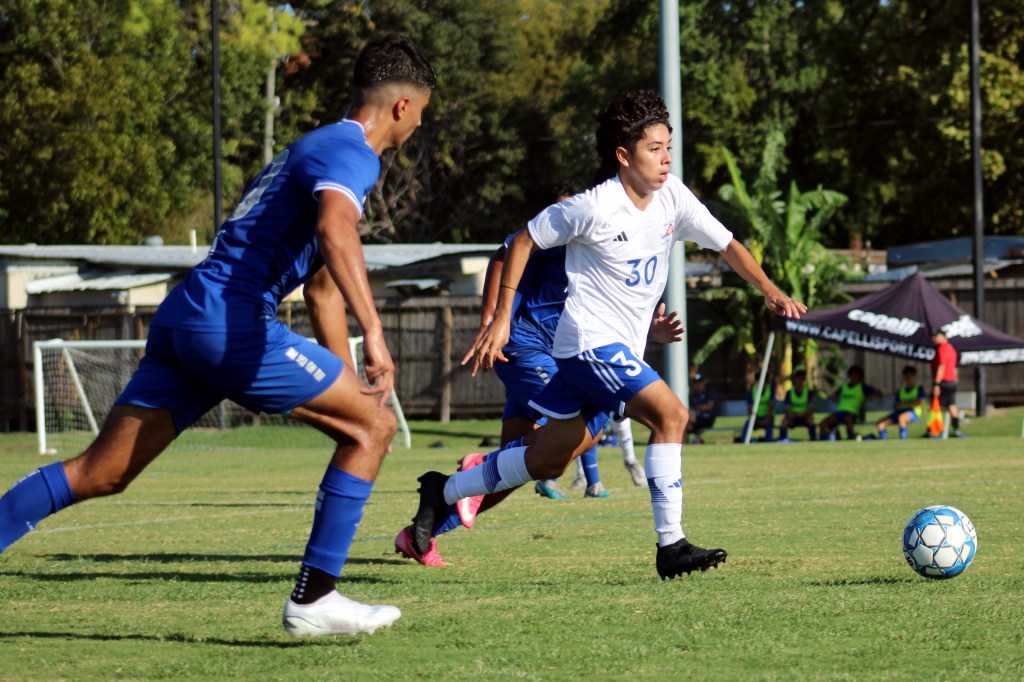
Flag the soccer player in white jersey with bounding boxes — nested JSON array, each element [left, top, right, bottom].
[[410, 89, 805, 578]]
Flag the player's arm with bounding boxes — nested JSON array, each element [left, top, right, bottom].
[[303, 266, 356, 370], [719, 239, 807, 319], [932, 364, 946, 397], [460, 245, 505, 366], [467, 228, 537, 375], [315, 189, 394, 405]]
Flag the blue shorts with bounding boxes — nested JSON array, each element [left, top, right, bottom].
[[117, 322, 343, 433], [529, 343, 659, 438], [886, 409, 920, 423], [831, 410, 857, 421], [494, 346, 609, 437]]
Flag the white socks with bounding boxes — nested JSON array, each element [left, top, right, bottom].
[[615, 418, 637, 464], [645, 443, 684, 547], [443, 446, 532, 505]]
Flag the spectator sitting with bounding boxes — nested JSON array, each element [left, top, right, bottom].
[[777, 368, 816, 442], [684, 373, 717, 444], [819, 365, 882, 441], [875, 365, 925, 440]]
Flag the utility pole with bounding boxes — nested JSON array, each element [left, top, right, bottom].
[[211, 0, 223, 229], [263, 11, 278, 165], [660, 0, 689, 404], [969, 0, 986, 416]]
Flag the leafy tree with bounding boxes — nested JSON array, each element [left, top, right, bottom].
[[0, 0, 205, 244], [693, 128, 850, 385]]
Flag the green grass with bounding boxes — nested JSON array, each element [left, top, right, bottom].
[[2, 410, 1023, 681]]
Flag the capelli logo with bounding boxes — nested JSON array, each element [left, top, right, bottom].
[[847, 309, 922, 337]]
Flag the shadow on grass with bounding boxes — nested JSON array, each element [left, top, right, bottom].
[[807, 576, 919, 587], [0, 630, 355, 648], [38, 553, 408, 567], [1, 569, 397, 585]]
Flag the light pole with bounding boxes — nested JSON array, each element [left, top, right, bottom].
[[660, 0, 689, 404]]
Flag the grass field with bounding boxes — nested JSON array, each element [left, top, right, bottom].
[[2, 410, 1023, 681]]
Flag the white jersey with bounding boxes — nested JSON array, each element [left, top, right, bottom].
[[528, 174, 733, 359]]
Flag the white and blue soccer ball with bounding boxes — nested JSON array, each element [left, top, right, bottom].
[[902, 505, 977, 579]]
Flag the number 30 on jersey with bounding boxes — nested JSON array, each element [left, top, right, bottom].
[[625, 256, 658, 287]]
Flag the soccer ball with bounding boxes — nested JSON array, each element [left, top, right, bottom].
[[902, 505, 977, 579]]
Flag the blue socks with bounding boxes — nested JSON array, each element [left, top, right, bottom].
[[879, 429, 888, 440], [300, 466, 373, 577], [581, 445, 600, 486], [432, 505, 462, 537], [900, 427, 908, 439], [0, 462, 76, 552]]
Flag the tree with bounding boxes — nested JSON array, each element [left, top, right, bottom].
[[0, 0, 206, 244], [693, 128, 850, 386]]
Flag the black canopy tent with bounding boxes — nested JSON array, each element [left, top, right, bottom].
[[745, 273, 1024, 443]]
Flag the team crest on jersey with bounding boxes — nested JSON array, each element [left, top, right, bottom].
[[661, 221, 675, 241]]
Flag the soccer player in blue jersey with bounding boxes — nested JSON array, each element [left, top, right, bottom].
[[0, 34, 435, 637], [410, 89, 806, 579]]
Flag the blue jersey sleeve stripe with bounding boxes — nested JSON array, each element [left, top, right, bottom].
[[314, 182, 364, 216]]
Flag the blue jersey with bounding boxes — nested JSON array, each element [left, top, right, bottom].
[[504, 230, 568, 352], [153, 120, 379, 331]]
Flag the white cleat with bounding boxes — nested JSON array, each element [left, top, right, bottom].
[[282, 591, 401, 637], [624, 460, 647, 487]]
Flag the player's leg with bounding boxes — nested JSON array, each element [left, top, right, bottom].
[[876, 414, 894, 440], [580, 444, 608, 497], [200, 325, 398, 637], [842, 412, 857, 439], [282, 360, 401, 635], [0, 405, 177, 552], [805, 414, 818, 441], [624, 379, 727, 578], [2, 327, 208, 554], [779, 414, 791, 441], [616, 418, 646, 486], [819, 413, 838, 440]]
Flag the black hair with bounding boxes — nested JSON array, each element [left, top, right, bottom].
[[545, 180, 579, 204], [848, 365, 864, 379], [353, 34, 436, 93], [594, 89, 671, 183], [902, 365, 918, 375]]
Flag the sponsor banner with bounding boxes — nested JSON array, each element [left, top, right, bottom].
[[960, 348, 1024, 365], [783, 319, 935, 360]]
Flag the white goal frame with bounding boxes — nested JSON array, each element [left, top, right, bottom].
[[33, 337, 411, 455]]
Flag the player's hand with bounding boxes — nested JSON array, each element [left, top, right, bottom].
[[932, 384, 940, 398], [360, 331, 396, 407], [460, 322, 491, 367], [648, 302, 684, 344], [764, 289, 807, 319], [466, 316, 510, 376]]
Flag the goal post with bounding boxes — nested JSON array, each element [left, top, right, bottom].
[[33, 337, 411, 455]]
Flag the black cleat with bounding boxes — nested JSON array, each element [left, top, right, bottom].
[[411, 471, 449, 555], [656, 538, 727, 579]]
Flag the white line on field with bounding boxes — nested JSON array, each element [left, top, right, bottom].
[[33, 508, 306, 535]]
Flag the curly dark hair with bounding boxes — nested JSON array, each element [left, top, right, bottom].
[[594, 89, 671, 183], [353, 34, 436, 95]]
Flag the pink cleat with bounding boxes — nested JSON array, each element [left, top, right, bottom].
[[456, 453, 487, 529], [394, 525, 448, 567]]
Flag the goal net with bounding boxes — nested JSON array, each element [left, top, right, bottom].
[[33, 338, 411, 456]]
